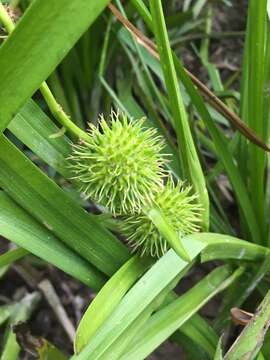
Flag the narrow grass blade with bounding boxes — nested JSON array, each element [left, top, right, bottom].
[[157, 292, 219, 358], [225, 290, 270, 360], [9, 100, 71, 178], [214, 337, 224, 360], [0, 247, 28, 268], [149, 0, 209, 229], [183, 233, 269, 263], [75, 256, 152, 353], [246, 0, 268, 239], [179, 314, 219, 358], [0, 191, 105, 289]]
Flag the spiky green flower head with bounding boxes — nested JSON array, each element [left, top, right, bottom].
[[122, 177, 202, 258], [69, 111, 167, 215]]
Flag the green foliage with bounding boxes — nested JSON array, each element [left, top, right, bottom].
[[0, 0, 270, 359]]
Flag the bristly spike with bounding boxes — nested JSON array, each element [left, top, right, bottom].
[[122, 176, 203, 258], [69, 111, 167, 215]]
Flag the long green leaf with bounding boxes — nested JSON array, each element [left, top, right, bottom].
[[246, 0, 268, 240], [225, 290, 270, 360], [0, 191, 105, 289], [0, 247, 28, 268], [149, 0, 209, 229], [71, 239, 206, 359], [0, 0, 110, 133], [179, 314, 219, 358], [121, 266, 243, 360], [194, 233, 269, 262], [75, 255, 152, 353], [9, 100, 71, 178], [0, 135, 130, 276], [214, 337, 224, 360]]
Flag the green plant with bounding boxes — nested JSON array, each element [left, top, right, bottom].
[[70, 112, 201, 258], [0, 0, 270, 359]]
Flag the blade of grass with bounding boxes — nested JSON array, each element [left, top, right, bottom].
[[214, 337, 224, 360], [0, 247, 28, 268], [265, 21, 270, 245], [98, 274, 184, 360], [9, 100, 71, 178], [193, 233, 269, 263], [246, 0, 268, 240], [0, 2, 91, 142], [179, 314, 219, 358], [225, 290, 270, 360], [0, 191, 106, 289], [149, 0, 209, 229], [75, 255, 152, 353]]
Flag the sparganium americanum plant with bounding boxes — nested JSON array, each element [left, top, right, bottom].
[[2, 1, 270, 359], [70, 111, 202, 257]]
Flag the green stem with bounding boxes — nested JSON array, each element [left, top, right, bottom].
[[39, 83, 90, 141], [98, 14, 112, 77], [149, 0, 209, 231], [0, 3, 89, 141], [246, 0, 267, 241], [0, 247, 28, 268], [0, 2, 14, 33]]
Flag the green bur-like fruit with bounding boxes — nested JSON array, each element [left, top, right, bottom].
[[70, 112, 166, 214], [122, 177, 202, 258]]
